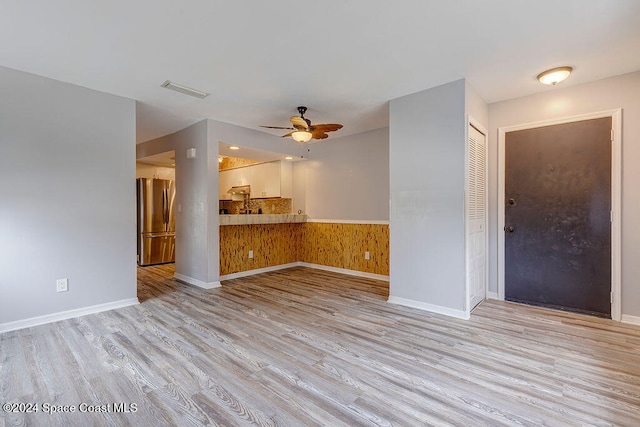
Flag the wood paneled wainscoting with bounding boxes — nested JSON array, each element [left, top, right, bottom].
[[219, 221, 389, 277], [220, 223, 304, 275], [301, 222, 389, 276]]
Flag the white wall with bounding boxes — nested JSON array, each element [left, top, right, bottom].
[[136, 163, 175, 180], [292, 161, 306, 215], [295, 127, 389, 221], [466, 80, 489, 128], [389, 79, 468, 317], [488, 71, 640, 318], [0, 66, 137, 328]]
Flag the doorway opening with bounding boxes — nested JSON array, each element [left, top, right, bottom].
[[497, 110, 621, 320], [136, 150, 176, 267]]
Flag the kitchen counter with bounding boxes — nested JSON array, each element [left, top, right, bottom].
[[219, 214, 307, 226]]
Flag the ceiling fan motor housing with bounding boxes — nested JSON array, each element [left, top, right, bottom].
[[260, 106, 342, 141]]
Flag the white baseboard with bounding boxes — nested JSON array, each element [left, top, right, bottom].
[[298, 262, 390, 282], [174, 273, 221, 289], [486, 291, 499, 300], [0, 264, 388, 334], [219, 262, 390, 282], [387, 296, 470, 320], [306, 218, 390, 225], [220, 263, 301, 281], [0, 298, 140, 334], [621, 314, 640, 326]]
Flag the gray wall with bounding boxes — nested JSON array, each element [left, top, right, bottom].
[[488, 71, 640, 318], [295, 127, 389, 221], [0, 66, 137, 326], [137, 120, 219, 285], [389, 79, 468, 316]]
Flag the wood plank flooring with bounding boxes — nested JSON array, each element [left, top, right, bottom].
[[2, 265, 640, 426]]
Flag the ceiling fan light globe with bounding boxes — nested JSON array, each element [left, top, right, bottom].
[[291, 130, 312, 143]]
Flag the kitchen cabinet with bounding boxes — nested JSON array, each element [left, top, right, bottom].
[[251, 161, 280, 198], [219, 160, 292, 200], [218, 168, 234, 200]]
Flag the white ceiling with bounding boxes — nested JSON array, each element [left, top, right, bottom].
[[136, 150, 175, 167], [2, 1, 639, 144], [137, 143, 302, 167]]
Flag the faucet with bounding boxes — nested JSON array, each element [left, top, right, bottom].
[[243, 193, 250, 214]]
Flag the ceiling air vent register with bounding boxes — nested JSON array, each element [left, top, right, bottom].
[[161, 80, 209, 99]]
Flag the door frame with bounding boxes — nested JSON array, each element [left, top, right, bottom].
[[497, 109, 622, 321]]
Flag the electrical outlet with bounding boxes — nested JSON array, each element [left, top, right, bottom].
[[365, 251, 370, 260], [248, 250, 254, 259], [56, 278, 68, 292]]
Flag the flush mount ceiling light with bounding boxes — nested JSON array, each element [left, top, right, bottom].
[[291, 130, 313, 143], [229, 146, 239, 150], [160, 80, 209, 99], [537, 66, 573, 86]]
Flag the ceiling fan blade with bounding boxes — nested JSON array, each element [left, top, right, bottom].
[[260, 125, 295, 130], [313, 123, 343, 133], [311, 129, 329, 139], [266, 108, 342, 141], [290, 116, 308, 129]]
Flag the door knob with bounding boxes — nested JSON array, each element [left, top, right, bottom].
[[504, 225, 515, 233]]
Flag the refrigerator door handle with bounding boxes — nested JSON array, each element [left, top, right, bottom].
[[164, 189, 169, 230], [162, 189, 166, 230]]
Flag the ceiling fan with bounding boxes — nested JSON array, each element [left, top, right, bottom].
[[261, 106, 343, 143]]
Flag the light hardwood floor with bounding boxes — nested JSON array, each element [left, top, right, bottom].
[[2, 265, 640, 426]]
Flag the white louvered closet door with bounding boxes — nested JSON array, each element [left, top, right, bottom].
[[467, 124, 487, 310]]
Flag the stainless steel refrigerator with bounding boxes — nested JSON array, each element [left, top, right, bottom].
[[137, 178, 176, 266]]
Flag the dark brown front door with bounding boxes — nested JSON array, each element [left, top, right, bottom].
[[504, 117, 612, 317]]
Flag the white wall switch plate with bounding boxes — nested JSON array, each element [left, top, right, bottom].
[[56, 278, 68, 292], [248, 250, 254, 259], [365, 251, 370, 260]]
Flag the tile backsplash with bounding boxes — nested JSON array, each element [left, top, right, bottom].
[[219, 197, 292, 214], [219, 156, 259, 170]]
